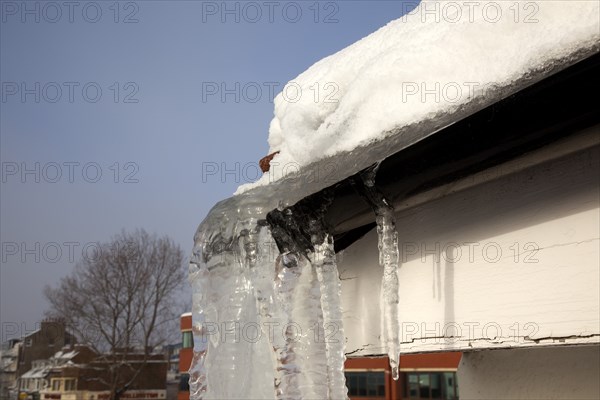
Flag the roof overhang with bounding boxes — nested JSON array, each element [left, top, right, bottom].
[[262, 51, 600, 252]]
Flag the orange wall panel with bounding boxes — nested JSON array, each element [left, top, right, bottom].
[[180, 348, 192, 373], [181, 315, 192, 331]]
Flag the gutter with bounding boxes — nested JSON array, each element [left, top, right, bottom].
[[265, 51, 600, 253]]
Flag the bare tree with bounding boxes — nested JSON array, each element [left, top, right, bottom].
[[45, 229, 186, 400]]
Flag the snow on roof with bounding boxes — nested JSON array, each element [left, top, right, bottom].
[[21, 366, 51, 379], [53, 349, 78, 359], [236, 0, 599, 195], [23, 329, 40, 338]]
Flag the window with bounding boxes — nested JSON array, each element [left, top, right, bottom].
[[179, 374, 190, 391], [182, 331, 193, 348], [51, 379, 61, 391], [404, 372, 459, 400], [25, 338, 32, 347], [64, 379, 76, 391], [345, 371, 386, 398]]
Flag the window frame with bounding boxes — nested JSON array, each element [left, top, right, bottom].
[[403, 371, 459, 400], [51, 379, 61, 391], [345, 370, 386, 398], [182, 331, 193, 349], [64, 379, 76, 392]]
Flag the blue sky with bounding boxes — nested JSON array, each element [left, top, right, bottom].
[[0, 0, 417, 340]]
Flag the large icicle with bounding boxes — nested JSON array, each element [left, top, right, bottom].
[[272, 251, 303, 400], [306, 195, 348, 400], [360, 167, 401, 380], [244, 227, 286, 400], [312, 232, 349, 399], [266, 194, 349, 399], [290, 255, 329, 399], [189, 201, 275, 399], [241, 221, 282, 398], [189, 193, 350, 399]]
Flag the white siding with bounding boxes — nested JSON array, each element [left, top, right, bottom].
[[457, 345, 600, 399], [339, 128, 600, 356]]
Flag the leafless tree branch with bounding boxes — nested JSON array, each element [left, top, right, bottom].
[[44, 229, 186, 400]]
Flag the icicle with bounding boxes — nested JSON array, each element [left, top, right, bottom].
[[293, 255, 329, 399], [360, 167, 401, 380], [189, 193, 351, 398], [189, 204, 275, 400], [188, 261, 209, 399], [312, 233, 349, 399], [244, 226, 282, 400], [375, 205, 401, 380], [246, 226, 275, 321], [241, 222, 279, 399], [273, 252, 303, 400]]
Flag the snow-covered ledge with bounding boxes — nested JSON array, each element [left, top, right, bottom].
[[338, 125, 600, 356]]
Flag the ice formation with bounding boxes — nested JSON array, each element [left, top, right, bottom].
[[190, 0, 600, 397], [237, 0, 599, 194], [189, 195, 348, 399], [358, 167, 401, 379]]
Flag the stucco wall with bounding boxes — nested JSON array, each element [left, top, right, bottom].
[[457, 345, 600, 399], [338, 128, 600, 356]]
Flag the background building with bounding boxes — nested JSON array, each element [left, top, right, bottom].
[[345, 353, 461, 400], [1, 339, 22, 400], [16, 320, 74, 380], [40, 356, 167, 400], [178, 314, 192, 400], [13, 335, 168, 400]]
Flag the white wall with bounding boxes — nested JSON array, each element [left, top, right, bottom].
[[457, 345, 600, 399], [338, 128, 600, 356]]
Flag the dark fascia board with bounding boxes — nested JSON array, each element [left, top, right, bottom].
[[266, 51, 600, 254]]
